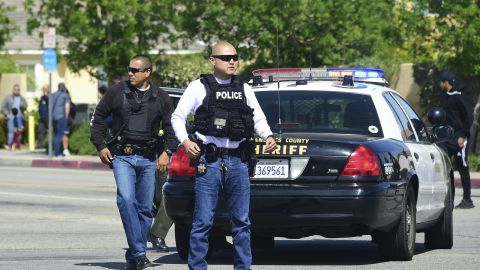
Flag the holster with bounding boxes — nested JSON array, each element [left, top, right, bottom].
[[239, 138, 258, 177]]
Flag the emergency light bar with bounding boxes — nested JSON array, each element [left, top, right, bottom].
[[252, 68, 384, 81]]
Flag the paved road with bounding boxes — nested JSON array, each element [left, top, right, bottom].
[[0, 167, 479, 270]]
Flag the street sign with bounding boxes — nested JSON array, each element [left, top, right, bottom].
[[42, 48, 57, 72], [43, 27, 56, 48]]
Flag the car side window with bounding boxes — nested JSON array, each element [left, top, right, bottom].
[[392, 93, 429, 142], [383, 93, 413, 141]]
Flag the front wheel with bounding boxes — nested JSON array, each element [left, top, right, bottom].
[[378, 186, 416, 261]]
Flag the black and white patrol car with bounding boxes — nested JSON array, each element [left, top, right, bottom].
[[163, 68, 454, 261]]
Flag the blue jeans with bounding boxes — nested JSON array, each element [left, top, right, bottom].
[[7, 116, 24, 145], [52, 117, 67, 156], [112, 155, 156, 261], [188, 154, 252, 270]]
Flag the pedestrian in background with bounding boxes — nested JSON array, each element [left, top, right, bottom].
[[436, 71, 475, 209], [148, 171, 173, 253], [90, 55, 177, 270], [62, 88, 76, 156], [2, 84, 27, 150], [171, 41, 277, 270], [50, 83, 70, 157], [36, 84, 49, 149]]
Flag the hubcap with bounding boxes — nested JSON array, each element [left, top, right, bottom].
[[406, 203, 414, 249]]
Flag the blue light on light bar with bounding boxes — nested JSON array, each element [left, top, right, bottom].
[[252, 67, 384, 80]]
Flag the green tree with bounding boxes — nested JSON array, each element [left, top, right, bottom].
[[152, 53, 212, 88], [0, 1, 18, 49], [170, 0, 418, 80], [24, 0, 175, 82]]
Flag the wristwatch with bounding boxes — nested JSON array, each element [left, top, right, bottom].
[[164, 149, 173, 157], [267, 135, 275, 140]]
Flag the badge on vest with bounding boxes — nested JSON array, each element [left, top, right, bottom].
[[197, 162, 207, 176], [214, 118, 226, 129]]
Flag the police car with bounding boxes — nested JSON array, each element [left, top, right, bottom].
[[164, 68, 454, 261]]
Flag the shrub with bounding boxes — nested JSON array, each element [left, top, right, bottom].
[[69, 122, 97, 155], [468, 154, 480, 172]]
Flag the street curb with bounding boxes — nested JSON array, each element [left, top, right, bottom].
[[455, 178, 480, 189], [31, 159, 110, 171]]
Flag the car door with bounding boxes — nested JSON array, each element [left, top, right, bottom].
[[393, 94, 447, 213], [383, 93, 435, 223]]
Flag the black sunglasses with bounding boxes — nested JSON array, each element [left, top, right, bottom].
[[211, 54, 239, 62], [127, 66, 151, 74]]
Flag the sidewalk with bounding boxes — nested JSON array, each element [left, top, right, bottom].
[[0, 148, 109, 171], [0, 148, 479, 188]]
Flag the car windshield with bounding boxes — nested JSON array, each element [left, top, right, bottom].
[[255, 90, 383, 137]]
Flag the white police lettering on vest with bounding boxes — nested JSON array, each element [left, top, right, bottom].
[[216, 91, 242, 100]]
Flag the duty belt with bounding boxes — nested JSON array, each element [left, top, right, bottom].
[[117, 143, 155, 158]]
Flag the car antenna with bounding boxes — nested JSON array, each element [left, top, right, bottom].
[[276, 24, 283, 138], [309, 47, 313, 80]]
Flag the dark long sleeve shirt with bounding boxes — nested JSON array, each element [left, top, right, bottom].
[[90, 81, 178, 155], [440, 89, 473, 139]]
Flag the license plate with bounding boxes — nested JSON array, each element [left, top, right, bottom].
[[252, 159, 289, 179]]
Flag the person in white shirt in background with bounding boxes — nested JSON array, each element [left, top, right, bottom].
[[171, 41, 276, 270]]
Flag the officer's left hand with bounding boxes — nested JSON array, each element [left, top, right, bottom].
[[157, 151, 170, 173], [264, 136, 277, 154]]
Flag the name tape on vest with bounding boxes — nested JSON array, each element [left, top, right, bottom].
[[216, 91, 243, 100]]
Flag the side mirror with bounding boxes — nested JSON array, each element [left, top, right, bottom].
[[427, 107, 446, 125], [431, 125, 454, 142]]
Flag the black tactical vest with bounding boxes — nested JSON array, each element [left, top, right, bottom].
[[193, 74, 254, 141], [121, 82, 160, 141]]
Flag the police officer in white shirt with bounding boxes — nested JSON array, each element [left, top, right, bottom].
[[171, 41, 276, 270]]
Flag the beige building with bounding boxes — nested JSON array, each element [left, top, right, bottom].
[[0, 0, 204, 116]]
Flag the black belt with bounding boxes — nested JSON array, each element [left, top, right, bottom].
[[217, 147, 241, 157], [117, 143, 155, 158]]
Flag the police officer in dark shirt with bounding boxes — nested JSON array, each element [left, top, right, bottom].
[[90, 55, 177, 269], [437, 71, 474, 209]]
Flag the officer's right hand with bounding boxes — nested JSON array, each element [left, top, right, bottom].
[[183, 139, 201, 159], [99, 148, 113, 165]]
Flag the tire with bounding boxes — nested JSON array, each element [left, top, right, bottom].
[[175, 222, 190, 261], [424, 180, 453, 249], [378, 186, 416, 261]]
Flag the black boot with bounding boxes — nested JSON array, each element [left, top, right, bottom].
[[135, 255, 153, 269], [455, 198, 475, 209], [149, 233, 170, 252]]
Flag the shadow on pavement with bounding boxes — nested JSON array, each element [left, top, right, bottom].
[[75, 262, 125, 270], [154, 239, 430, 266]]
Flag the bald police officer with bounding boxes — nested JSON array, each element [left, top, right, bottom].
[[171, 41, 276, 270]]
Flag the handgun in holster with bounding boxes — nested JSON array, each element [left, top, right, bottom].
[[188, 133, 204, 167], [240, 137, 258, 177]]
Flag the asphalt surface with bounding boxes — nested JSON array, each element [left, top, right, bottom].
[[0, 167, 479, 270]]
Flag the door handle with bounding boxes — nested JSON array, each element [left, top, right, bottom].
[[430, 153, 435, 160], [414, 152, 419, 160]]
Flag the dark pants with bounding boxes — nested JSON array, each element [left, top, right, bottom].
[[37, 117, 48, 148], [442, 139, 471, 200], [52, 117, 67, 156]]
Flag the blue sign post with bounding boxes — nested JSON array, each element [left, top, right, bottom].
[[42, 48, 57, 72], [42, 48, 57, 156]]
